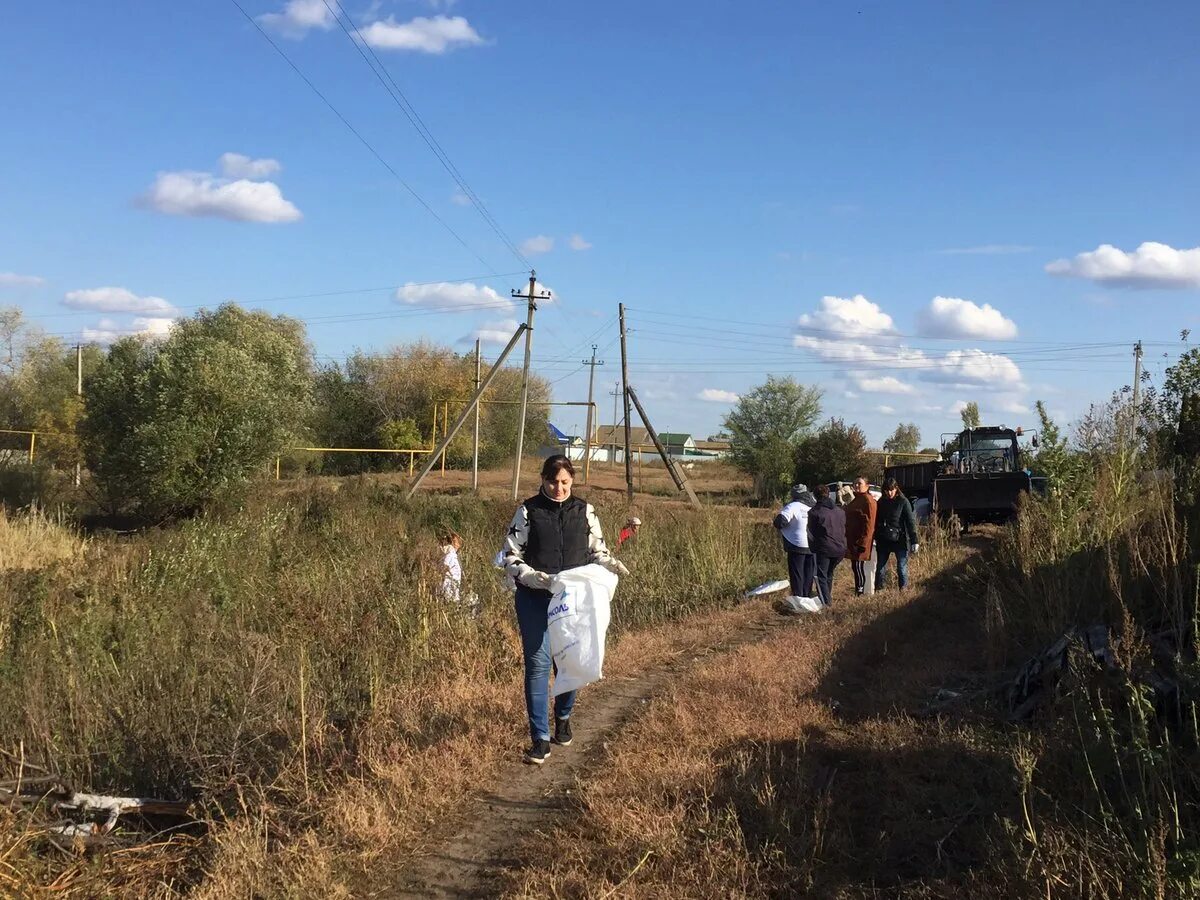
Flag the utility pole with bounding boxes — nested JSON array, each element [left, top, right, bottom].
[[619, 303, 634, 502], [510, 271, 550, 501], [74, 343, 82, 487], [1131, 340, 1144, 442], [609, 382, 621, 467], [472, 339, 481, 492], [581, 345, 604, 483], [627, 385, 701, 508], [410, 324, 528, 498]]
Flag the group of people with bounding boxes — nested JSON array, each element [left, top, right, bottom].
[[773, 476, 920, 614], [442, 457, 921, 767]]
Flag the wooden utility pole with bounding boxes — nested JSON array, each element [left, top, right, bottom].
[[581, 345, 604, 483], [472, 339, 481, 492], [619, 303, 634, 502], [74, 340, 82, 489], [609, 382, 621, 467], [627, 386, 702, 508], [409, 324, 528, 497], [510, 271, 550, 501]]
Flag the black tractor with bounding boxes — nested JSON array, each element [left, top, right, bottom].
[[885, 425, 1044, 531]]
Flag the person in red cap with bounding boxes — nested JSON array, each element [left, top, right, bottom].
[[617, 516, 641, 550]]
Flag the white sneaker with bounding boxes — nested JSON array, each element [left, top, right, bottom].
[[798, 596, 824, 614]]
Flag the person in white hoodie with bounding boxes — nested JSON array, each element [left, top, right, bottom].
[[773, 484, 817, 604]]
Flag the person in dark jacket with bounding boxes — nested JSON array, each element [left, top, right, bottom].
[[844, 476, 878, 596], [773, 484, 816, 602], [874, 477, 919, 591], [807, 483, 847, 607], [501, 455, 628, 765]]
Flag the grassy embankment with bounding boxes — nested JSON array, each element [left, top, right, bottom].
[[501, 458, 1200, 899], [0, 473, 777, 897]]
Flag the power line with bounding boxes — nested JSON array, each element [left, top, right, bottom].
[[26, 272, 527, 320], [226, 0, 497, 271], [319, 0, 530, 268]]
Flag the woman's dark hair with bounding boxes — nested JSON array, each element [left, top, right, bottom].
[[814, 483, 830, 500], [883, 477, 901, 493], [540, 454, 575, 481]]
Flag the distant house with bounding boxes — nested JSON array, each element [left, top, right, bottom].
[[656, 432, 696, 455], [592, 424, 651, 450]]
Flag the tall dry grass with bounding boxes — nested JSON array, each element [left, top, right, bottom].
[[984, 447, 1200, 898], [0, 506, 83, 571], [0, 477, 779, 896]]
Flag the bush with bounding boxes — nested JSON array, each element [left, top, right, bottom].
[[80, 305, 314, 518]]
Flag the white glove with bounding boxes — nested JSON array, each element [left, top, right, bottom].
[[911, 544, 920, 555], [516, 566, 553, 591], [599, 557, 630, 577]]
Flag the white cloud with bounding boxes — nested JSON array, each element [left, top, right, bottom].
[[141, 170, 301, 223], [797, 294, 895, 339], [875, 405, 896, 415], [0, 272, 45, 287], [259, 0, 335, 36], [395, 281, 513, 312], [1046, 242, 1200, 289], [793, 335, 923, 366], [917, 296, 1018, 341], [697, 388, 740, 403], [924, 349, 1024, 388], [568, 234, 592, 251], [460, 318, 519, 345], [219, 153, 282, 179], [939, 244, 1033, 255], [82, 316, 174, 345], [359, 15, 484, 53], [450, 190, 471, 206], [989, 397, 1029, 416], [950, 400, 970, 415], [63, 287, 177, 315], [519, 235, 554, 256], [851, 373, 915, 395]]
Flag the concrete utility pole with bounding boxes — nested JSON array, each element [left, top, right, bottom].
[[510, 271, 550, 501], [472, 339, 481, 492], [619, 303, 634, 502], [627, 385, 701, 508], [1131, 340, 1144, 442], [581, 345, 604, 483], [74, 343, 82, 487], [410, 324, 528, 498]]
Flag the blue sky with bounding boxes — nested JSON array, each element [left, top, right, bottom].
[[3, 0, 1199, 445]]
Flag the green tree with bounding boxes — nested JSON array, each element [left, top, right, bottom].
[[960, 401, 981, 429], [882, 422, 921, 455], [379, 418, 422, 450], [722, 376, 822, 499], [793, 418, 871, 487], [81, 304, 314, 517]]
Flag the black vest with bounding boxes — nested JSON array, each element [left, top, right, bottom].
[[523, 492, 590, 575]]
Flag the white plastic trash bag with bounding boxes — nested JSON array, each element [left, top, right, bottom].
[[547, 563, 619, 696]]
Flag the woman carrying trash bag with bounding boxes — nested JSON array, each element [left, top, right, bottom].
[[501, 455, 628, 765]]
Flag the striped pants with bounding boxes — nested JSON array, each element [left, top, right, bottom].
[[851, 559, 870, 595]]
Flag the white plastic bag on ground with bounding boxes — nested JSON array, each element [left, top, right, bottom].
[[547, 564, 619, 696]]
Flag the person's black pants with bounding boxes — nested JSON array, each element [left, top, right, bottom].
[[787, 551, 815, 597], [814, 556, 841, 606]]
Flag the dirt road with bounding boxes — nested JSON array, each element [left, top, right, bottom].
[[386, 605, 804, 898]]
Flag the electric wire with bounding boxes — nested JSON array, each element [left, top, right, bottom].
[[226, 0, 497, 271], [319, 0, 530, 268]]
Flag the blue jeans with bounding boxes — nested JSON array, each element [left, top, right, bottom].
[[814, 556, 841, 606], [514, 584, 577, 743], [875, 543, 909, 590]]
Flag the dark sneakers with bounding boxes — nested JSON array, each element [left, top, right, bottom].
[[552, 717, 573, 746], [523, 739, 552, 765]]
